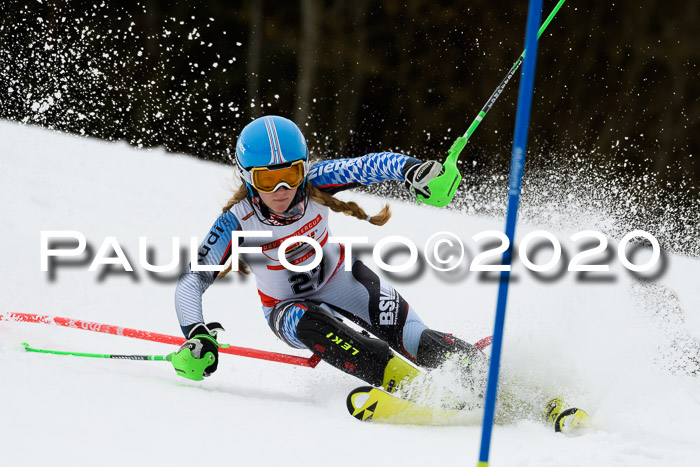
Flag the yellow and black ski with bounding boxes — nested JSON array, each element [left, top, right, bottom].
[[544, 397, 593, 435], [346, 386, 462, 425], [347, 386, 594, 433]]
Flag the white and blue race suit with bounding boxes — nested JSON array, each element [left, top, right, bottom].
[[175, 152, 430, 361]]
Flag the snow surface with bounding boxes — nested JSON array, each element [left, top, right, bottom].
[[1, 120, 699, 467]]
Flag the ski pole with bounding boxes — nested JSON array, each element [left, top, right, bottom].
[[418, 0, 567, 208], [22, 342, 215, 381], [3, 312, 321, 368], [21, 342, 174, 361]]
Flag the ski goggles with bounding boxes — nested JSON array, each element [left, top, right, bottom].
[[242, 159, 307, 193]]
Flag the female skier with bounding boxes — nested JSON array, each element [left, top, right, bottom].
[[172, 114, 485, 393]]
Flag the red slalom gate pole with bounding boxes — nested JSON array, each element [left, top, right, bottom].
[[1, 312, 321, 368], [474, 336, 493, 351]]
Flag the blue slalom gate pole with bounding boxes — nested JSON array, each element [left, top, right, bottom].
[[477, 0, 544, 465]]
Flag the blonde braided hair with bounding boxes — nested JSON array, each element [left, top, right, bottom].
[[217, 183, 391, 278]]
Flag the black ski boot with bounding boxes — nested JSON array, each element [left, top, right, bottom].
[[416, 329, 488, 387]]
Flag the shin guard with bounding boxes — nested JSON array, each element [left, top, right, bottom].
[[296, 304, 393, 387]]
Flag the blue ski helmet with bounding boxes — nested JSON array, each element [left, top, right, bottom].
[[235, 115, 308, 193]]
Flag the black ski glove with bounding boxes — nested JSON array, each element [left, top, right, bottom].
[[404, 160, 443, 198], [178, 322, 224, 378]]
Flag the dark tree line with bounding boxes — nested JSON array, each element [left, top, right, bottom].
[[1, 0, 698, 198]]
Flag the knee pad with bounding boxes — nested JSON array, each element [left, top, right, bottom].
[[267, 300, 314, 349], [296, 303, 393, 387]]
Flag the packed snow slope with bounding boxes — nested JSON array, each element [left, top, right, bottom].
[[1, 120, 699, 467]]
